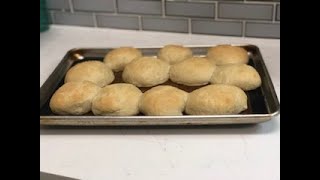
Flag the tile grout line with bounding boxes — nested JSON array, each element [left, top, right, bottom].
[[162, 0, 166, 17], [50, 11, 55, 24], [93, 13, 98, 28], [188, 0, 219, 4], [214, 1, 218, 20], [245, 20, 280, 24], [243, 1, 276, 5], [68, 0, 74, 13], [272, 3, 277, 23], [242, 21, 246, 37], [192, 18, 241, 23], [138, 16, 142, 31], [188, 18, 192, 34], [215, 18, 274, 23], [88, 12, 142, 18], [113, 0, 118, 14]]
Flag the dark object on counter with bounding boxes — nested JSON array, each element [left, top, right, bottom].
[[40, 172, 79, 180], [40, 0, 49, 32]]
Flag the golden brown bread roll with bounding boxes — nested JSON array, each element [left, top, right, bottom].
[[92, 83, 142, 116], [207, 45, 249, 65], [139, 86, 189, 116], [49, 81, 101, 115], [122, 57, 170, 87], [169, 57, 216, 86], [64, 61, 114, 87], [210, 64, 261, 90], [185, 84, 247, 115], [104, 47, 142, 72], [158, 44, 193, 65]]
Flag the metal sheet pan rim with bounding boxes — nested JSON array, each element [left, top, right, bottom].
[[40, 111, 279, 119], [40, 117, 274, 126]]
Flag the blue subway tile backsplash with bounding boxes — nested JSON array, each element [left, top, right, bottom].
[[47, 0, 280, 39]]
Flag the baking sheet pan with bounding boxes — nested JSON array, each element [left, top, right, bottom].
[[40, 45, 280, 126]]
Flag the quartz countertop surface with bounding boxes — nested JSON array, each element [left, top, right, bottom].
[[40, 25, 280, 180]]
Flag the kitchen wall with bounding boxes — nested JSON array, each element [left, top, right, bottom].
[[46, 0, 280, 39]]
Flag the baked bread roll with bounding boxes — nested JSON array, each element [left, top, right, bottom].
[[92, 83, 142, 116], [158, 44, 192, 65], [210, 64, 261, 90], [169, 57, 216, 86], [207, 45, 249, 65], [104, 47, 142, 72], [65, 61, 114, 87], [185, 84, 247, 115], [49, 81, 101, 115], [122, 57, 170, 87], [139, 86, 188, 116]]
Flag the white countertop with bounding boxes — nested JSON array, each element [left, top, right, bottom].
[[40, 25, 280, 180]]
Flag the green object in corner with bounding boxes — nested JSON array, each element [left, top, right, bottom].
[[40, 0, 49, 32]]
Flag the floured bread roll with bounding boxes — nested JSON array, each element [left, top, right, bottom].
[[139, 86, 189, 116], [104, 47, 142, 72], [185, 84, 247, 115], [92, 83, 142, 116], [122, 57, 170, 87], [169, 57, 216, 86], [158, 44, 192, 65], [65, 61, 114, 87], [210, 64, 261, 90], [49, 81, 101, 115], [207, 45, 249, 65]]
